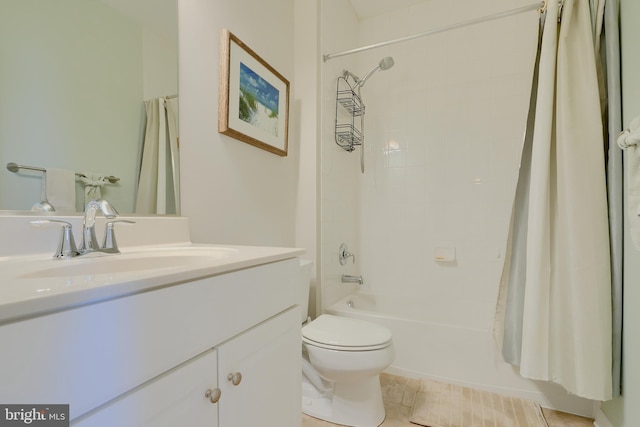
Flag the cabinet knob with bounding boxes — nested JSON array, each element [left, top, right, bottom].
[[227, 372, 242, 386], [205, 388, 221, 404]]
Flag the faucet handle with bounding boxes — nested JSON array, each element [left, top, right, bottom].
[[102, 220, 135, 253], [339, 243, 356, 265], [30, 220, 80, 259]]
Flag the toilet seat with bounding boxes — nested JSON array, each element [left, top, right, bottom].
[[302, 314, 392, 351]]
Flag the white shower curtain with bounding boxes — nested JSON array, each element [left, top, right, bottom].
[[135, 97, 180, 214], [602, 0, 623, 399], [495, 0, 613, 401]]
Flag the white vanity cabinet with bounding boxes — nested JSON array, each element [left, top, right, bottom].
[[218, 306, 301, 427], [74, 307, 301, 427], [73, 349, 220, 426], [0, 256, 302, 427]]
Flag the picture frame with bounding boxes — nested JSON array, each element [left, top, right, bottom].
[[218, 29, 290, 156]]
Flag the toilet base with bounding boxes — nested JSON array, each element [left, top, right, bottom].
[[302, 374, 386, 427]]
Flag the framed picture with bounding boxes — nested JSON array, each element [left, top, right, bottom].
[[218, 29, 290, 156]]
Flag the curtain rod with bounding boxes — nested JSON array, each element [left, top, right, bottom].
[[323, 1, 547, 62]]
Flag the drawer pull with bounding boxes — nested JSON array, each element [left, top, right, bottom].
[[227, 372, 242, 386], [205, 388, 222, 403]]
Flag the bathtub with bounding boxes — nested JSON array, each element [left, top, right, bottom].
[[325, 292, 595, 417]]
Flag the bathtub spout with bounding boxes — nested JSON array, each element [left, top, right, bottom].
[[342, 274, 364, 285]]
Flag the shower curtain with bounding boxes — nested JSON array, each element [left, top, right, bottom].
[[494, 0, 615, 401], [602, 0, 623, 399], [135, 97, 180, 214]]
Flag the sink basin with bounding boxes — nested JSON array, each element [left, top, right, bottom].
[[19, 246, 239, 279], [0, 241, 304, 325]]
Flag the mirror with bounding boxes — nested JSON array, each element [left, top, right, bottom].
[[0, 0, 178, 215]]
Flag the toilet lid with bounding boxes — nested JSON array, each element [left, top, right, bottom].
[[302, 314, 392, 350]]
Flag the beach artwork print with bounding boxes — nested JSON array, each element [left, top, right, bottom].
[[219, 29, 289, 156], [238, 62, 279, 138]]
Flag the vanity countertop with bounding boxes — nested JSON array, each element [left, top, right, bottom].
[[0, 243, 304, 324]]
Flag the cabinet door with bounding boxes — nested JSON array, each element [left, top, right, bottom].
[[72, 349, 218, 427], [218, 307, 301, 427]]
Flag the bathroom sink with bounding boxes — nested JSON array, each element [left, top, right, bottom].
[[129, 245, 239, 258], [19, 246, 239, 279], [0, 243, 304, 325]]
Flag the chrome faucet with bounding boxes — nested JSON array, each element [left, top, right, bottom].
[[30, 199, 133, 259], [80, 199, 119, 254], [101, 219, 136, 253], [339, 243, 356, 265], [341, 274, 364, 285], [29, 219, 80, 259]]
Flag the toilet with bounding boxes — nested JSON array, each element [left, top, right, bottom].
[[298, 260, 394, 427]]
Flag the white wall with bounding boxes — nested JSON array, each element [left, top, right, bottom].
[[142, 27, 178, 101], [600, 0, 640, 425], [294, 0, 321, 317], [355, 0, 535, 332], [178, 0, 298, 247], [320, 0, 536, 337], [320, 0, 362, 310], [320, 0, 593, 415]]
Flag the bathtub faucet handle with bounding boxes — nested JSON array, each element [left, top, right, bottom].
[[339, 243, 356, 265]]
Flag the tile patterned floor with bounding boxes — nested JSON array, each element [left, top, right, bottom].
[[302, 373, 595, 427]]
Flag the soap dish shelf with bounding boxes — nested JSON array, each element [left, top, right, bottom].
[[337, 88, 364, 117], [336, 124, 362, 151]]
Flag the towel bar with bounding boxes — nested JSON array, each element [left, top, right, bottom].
[[6, 162, 120, 183]]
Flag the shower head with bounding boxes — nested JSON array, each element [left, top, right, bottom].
[[378, 56, 395, 70], [355, 56, 395, 88]]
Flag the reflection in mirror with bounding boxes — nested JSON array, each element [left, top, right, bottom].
[[0, 0, 178, 215]]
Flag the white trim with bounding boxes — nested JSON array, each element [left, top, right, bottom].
[[593, 405, 614, 427]]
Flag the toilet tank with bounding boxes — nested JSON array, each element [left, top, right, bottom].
[[298, 259, 313, 323]]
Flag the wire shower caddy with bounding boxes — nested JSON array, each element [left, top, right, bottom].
[[334, 75, 364, 152]]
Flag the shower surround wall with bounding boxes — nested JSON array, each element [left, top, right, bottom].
[[321, 0, 594, 415], [320, 0, 362, 310]]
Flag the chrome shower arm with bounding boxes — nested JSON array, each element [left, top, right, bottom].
[[354, 66, 380, 89], [342, 70, 361, 86]]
